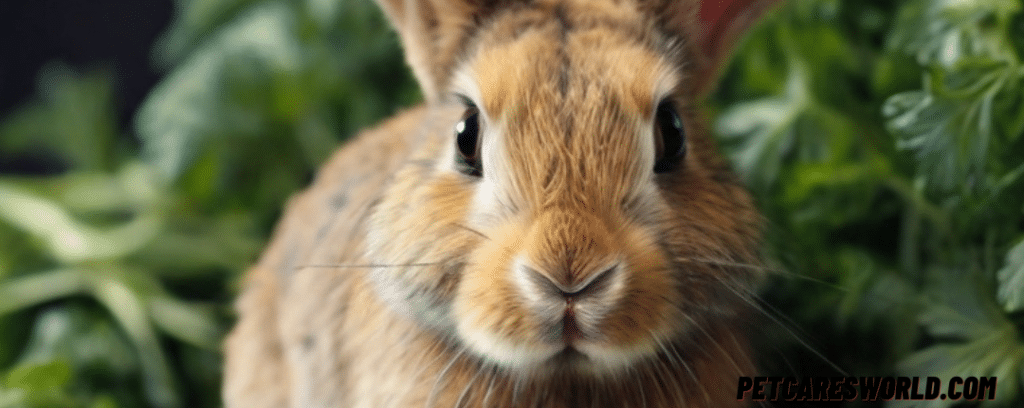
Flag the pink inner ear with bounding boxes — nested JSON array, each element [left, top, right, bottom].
[[694, 0, 777, 94], [698, 0, 779, 50], [699, 0, 734, 29], [698, 0, 745, 58]]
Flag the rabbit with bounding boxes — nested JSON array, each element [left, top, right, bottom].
[[223, 0, 779, 407]]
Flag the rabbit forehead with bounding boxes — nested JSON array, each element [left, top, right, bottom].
[[455, 12, 679, 212], [464, 3, 681, 117]]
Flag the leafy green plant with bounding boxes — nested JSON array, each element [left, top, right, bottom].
[[0, 66, 258, 408], [716, 0, 1024, 406], [0, 1, 416, 406]]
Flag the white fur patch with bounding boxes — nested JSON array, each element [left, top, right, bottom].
[[456, 318, 562, 369]]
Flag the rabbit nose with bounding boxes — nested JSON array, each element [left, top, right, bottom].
[[515, 262, 625, 342], [561, 265, 619, 300], [520, 264, 619, 301]]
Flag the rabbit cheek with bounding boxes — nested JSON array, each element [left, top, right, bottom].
[[452, 222, 563, 369], [366, 173, 476, 331]]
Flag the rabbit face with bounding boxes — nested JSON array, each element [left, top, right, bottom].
[[367, 0, 761, 379]]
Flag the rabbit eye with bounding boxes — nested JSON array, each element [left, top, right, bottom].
[[653, 100, 686, 173], [455, 107, 482, 177]]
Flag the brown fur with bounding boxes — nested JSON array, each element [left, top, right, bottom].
[[224, 0, 777, 407]]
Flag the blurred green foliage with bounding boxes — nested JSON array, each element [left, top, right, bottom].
[[0, 0, 1021, 407], [716, 0, 1024, 406], [1, 0, 416, 406]]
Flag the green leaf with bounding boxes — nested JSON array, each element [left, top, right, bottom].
[[136, 2, 305, 180], [0, 360, 75, 408], [883, 60, 1016, 193], [783, 157, 889, 210], [0, 65, 120, 171], [716, 62, 810, 192], [897, 265, 1024, 407], [132, 210, 262, 275], [0, 178, 163, 264], [148, 296, 222, 349], [0, 269, 90, 317], [151, 0, 264, 67], [90, 270, 180, 408], [4, 360, 71, 391], [888, 0, 1023, 67], [89, 396, 117, 408], [997, 238, 1024, 312], [16, 307, 138, 379]]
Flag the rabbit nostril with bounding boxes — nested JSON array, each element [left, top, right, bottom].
[[535, 265, 618, 297], [516, 262, 622, 311], [562, 265, 618, 298]]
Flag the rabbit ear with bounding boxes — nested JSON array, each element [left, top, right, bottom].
[[374, 0, 509, 102], [696, 0, 780, 93], [637, 0, 781, 96], [375, 0, 779, 101]]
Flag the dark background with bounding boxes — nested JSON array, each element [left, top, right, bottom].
[[0, 0, 173, 169]]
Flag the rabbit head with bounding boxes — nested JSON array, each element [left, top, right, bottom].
[[366, 0, 769, 378]]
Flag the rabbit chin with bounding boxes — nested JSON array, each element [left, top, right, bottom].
[[456, 322, 658, 377]]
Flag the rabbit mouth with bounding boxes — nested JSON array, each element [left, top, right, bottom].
[[459, 326, 661, 378], [551, 346, 586, 364], [539, 346, 593, 372], [506, 343, 606, 375]]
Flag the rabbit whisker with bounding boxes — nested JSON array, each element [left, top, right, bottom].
[[481, 365, 499, 407], [294, 262, 443, 270], [680, 313, 746, 376], [724, 330, 771, 408], [529, 379, 544, 408], [674, 258, 819, 344], [450, 223, 490, 240], [674, 313, 768, 408], [453, 359, 484, 408], [511, 372, 524, 407], [449, 222, 520, 261], [675, 256, 846, 291], [628, 365, 648, 408], [647, 329, 691, 407], [398, 340, 452, 408], [646, 338, 673, 405], [588, 378, 597, 408], [425, 347, 468, 408], [741, 293, 840, 380], [706, 273, 850, 377]]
